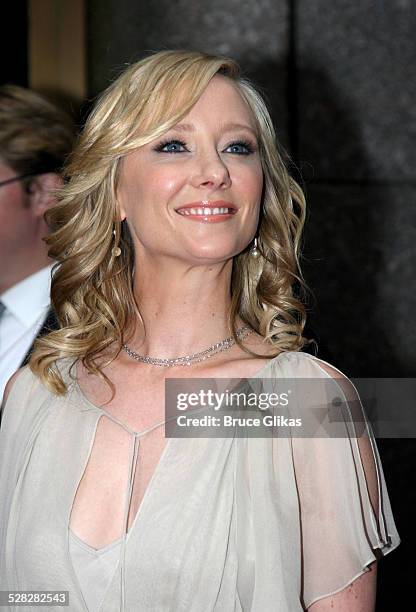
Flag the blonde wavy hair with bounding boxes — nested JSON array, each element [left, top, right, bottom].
[[30, 49, 313, 395]]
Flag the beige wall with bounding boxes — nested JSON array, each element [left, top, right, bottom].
[[28, 0, 86, 104]]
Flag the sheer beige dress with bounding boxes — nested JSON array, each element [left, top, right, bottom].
[[0, 351, 400, 611]]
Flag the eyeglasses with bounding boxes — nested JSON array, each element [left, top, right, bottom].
[[0, 172, 41, 188]]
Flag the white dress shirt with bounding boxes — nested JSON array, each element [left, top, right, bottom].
[[0, 265, 53, 402]]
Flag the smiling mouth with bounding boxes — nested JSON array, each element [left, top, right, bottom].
[[176, 206, 236, 216]]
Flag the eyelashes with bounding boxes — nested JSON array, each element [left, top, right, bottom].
[[153, 139, 187, 153], [225, 140, 256, 155], [153, 138, 256, 155]]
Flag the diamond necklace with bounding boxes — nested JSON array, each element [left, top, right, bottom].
[[122, 324, 253, 367]]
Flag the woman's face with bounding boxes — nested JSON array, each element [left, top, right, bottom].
[[117, 74, 263, 265]]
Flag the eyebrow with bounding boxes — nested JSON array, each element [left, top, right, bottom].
[[171, 122, 258, 137]]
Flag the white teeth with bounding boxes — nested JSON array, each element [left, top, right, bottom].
[[177, 206, 235, 215]]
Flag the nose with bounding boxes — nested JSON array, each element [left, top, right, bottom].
[[189, 149, 231, 190]]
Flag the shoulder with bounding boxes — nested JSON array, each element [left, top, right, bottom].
[[0, 367, 33, 431], [0, 363, 57, 433], [1, 368, 25, 427], [267, 351, 361, 412], [1, 365, 37, 408], [270, 350, 345, 376], [271, 351, 353, 385], [2, 368, 25, 405]]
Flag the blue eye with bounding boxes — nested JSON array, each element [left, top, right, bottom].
[[225, 141, 255, 155], [154, 139, 187, 153], [153, 138, 256, 155]]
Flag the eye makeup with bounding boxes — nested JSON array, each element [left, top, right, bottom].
[[153, 137, 257, 155], [224, 140, 256, 155], [153, 139, 188, 153]]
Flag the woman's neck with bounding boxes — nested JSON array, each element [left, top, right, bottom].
[[127, 259, 241, 359]]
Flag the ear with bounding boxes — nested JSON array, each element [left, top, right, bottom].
[[116, 202, 127, 222], [28, 173, 62, 217], [115, 157, 127, 222], [115, 187, 127, 222]]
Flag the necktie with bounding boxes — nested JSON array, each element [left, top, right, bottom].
[[0, 300, 5, 322]]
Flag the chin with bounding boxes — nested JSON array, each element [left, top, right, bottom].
[[183, 244, 244, 264]]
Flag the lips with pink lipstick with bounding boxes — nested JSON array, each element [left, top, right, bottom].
[[175, 200, 238, 223]]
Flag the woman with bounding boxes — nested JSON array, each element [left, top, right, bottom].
[[0, 50, 400, 611]]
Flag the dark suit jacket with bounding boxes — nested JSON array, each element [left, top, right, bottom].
[[0, 308, 59, 427]]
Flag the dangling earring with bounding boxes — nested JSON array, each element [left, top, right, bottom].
[[250, 236, 260, 258], [112, 225, 121, 257]]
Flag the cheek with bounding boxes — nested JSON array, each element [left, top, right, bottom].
[[0, 189, 29, 222], [152, 168, 183, 199], [232, 164, 263, 203], [127, 166, 184, 211]]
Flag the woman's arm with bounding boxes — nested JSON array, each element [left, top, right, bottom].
[[302, 357, 380, 611], [307, 562, 377, 611]]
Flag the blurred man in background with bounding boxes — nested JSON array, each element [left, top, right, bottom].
[[0, 85, 74, 400]]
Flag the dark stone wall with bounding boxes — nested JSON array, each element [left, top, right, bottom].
[[86, 5, 413, 605], [87, 0, 290, 142], [297, 0, 415, 181], [296, 0, 416, 379]]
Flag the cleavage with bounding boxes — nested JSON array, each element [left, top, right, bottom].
[[69, 413, 168, 550]]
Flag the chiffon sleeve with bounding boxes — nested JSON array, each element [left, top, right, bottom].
[[275, 352, 401, 610], [0, 366, 44, 588]]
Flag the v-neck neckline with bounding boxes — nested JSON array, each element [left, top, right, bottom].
[[69, 526, 123, 554], [67, 400, 176, 544], [63, 350, 296, 610], [66, 350, 291, 549], [65, 400, 177, 612]]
